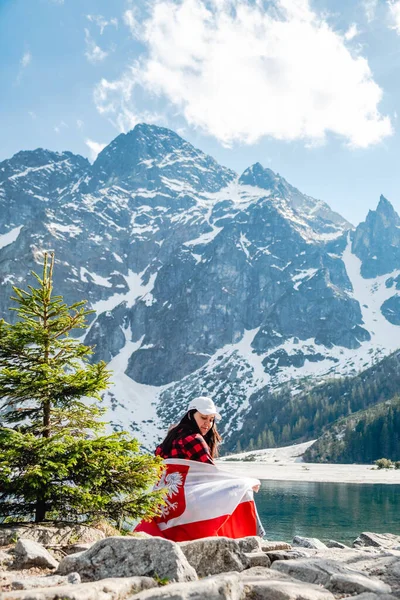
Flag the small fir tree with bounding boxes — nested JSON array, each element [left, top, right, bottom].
[[0, 253, 164, 524]]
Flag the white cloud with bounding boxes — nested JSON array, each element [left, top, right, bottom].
[[94, 0, 392, 148], [54, 121, 68, 134], [20, 51, 31, 69], [85, 138, 107, 161], [388, 0, 400, 33], [94, 69, 162, 132], [87, 14, 118, 35], [84, 29, 108, 63], [344, 23, 359, 40], [124, 9, 140, 37], [363, 0, 378, 22]]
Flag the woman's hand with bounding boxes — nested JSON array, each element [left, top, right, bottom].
[[252, 484, 260, 492]]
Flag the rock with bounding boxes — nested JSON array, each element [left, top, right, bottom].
[[237, 536, 263, 553], [14, 539, 59, 570], [292, 536, 327, 550], [244, 551, 271, 568], [240, 567, 294, 581], [271, 558, 392, 595], [325, 540, 349, 549], [353, 532, 400, 549], [350, 594, 398, 600], [11, 573, 81, 590], [179, 536, 249, 577], [57, 536, 197, 582], [67, 573, 81, 584], [245, 580, 334, 600], [1, 576, 157, 600], [329, 572, 392, 595], [64, 542, 94, 555], [0, 525, 105, 546], [239, 566, 336, 598], [0, 549, 14, 567], [261, 542, 292, 552], [126, 573, 244, 600], [267, 549, 312, 563]]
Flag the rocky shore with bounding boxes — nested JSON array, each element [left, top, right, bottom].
[[0, 524, 400, 600]]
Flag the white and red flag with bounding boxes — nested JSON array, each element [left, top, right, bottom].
[[135, 459, 261, 541]]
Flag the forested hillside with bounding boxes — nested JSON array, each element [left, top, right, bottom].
[[226, 349, 400, 453], [303, 396, 400, 463]]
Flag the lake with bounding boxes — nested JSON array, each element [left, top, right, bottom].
[[255, 480, 400, 545]]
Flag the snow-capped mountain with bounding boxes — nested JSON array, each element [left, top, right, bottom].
[[1, 123, 400, 449]]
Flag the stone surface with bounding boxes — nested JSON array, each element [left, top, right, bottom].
[[244, 551, 271, 568], [14, 539, 59, 570], [242, 579, 335, 600], [64, 542, 94, 555], [10, 572, 81, 590], [271, 558, 392, 595], [350, 594, 398, 600], [261, 542, 292, 552], [57, 537, 197, 583], [267, 549, 312, 563], [126, 573, 244, 600], [325, 540, 349, 549], [329, 572, 392, 595], [0, 525, 105, 547], [1, 576, 157, 600], [179, 537, 249, 577], [237, 536, 263, 553], [353, 532, 400, 549], [0, 549, 14, 567], [292, 536, 327, 550]]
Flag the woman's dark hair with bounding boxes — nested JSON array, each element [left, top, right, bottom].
[[158, 409, 222, 458]]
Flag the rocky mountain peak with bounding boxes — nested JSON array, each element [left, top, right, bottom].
[[90, 123, 235, 193], [239, 163, 282, 191], [375, 194, 399, 221], [353, 195, 400, 277], [0, 149, 89, 183]]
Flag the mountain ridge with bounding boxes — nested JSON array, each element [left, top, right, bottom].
[[1, 122, 400, 450]]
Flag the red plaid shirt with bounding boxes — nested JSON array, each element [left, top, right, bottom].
[[156, 431, 214, 464]]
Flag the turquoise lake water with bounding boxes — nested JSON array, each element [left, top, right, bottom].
[[255, 480, 400, 545]]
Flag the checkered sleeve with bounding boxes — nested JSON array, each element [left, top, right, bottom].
[[179, 433, 214, 464]]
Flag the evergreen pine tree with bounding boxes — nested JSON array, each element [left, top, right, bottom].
[[0, 253, 164, 524]]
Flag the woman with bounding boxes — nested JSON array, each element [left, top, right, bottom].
[[135, 396, 264, 541], [155, 396, 222, 465]]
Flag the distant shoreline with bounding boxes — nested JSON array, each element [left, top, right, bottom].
[[218, 461, 400, 484]]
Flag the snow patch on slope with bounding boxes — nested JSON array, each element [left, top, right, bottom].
[[102, 329, 165, 450], [0, 225, 23, 250], [91, 269, 158, 313]]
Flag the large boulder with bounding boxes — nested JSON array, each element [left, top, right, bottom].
[[178, 536, 249, 577], [1, 576, 157, 600], [0, 524, 105, 546], [14, 539, 59, 570], [272, 558, 392, 595], [353, 532, 400, 550], [57, 537, 197, 583]]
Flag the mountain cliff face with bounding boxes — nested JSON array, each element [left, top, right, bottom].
[[1, 124, 400, 449]]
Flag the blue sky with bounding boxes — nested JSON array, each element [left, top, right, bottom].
[[2, 0, 400, 224]]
